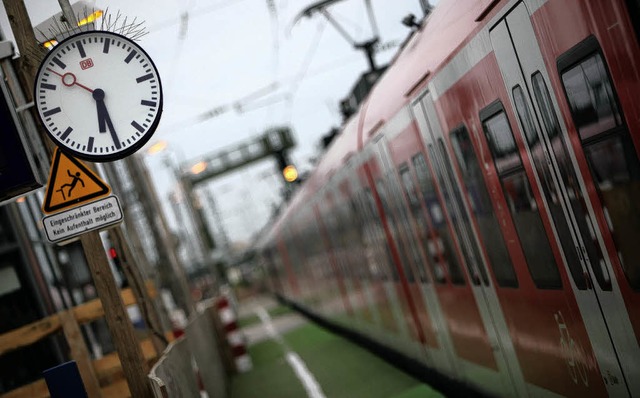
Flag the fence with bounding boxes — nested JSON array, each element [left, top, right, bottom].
[[148, 300, 230, 398], [0, 282, 167, 398]]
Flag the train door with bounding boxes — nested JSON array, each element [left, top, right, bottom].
[[275, 231, 299, 299], [313, 199, 353, 323], [370, 133, 442, 364], [384, 121, 460, 375], [358, 145, 427, 358], [351, 154, 412, 349], [298, 209, 329, 314], [412, 93, 526, 396], [491, 3, 637, 395], [339, 171, 397, 342], [287, 220, 312, 306], [321, 189, 370, 330]]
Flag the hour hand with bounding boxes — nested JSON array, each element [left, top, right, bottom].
[[92, 89, 121, 149], [96, 105, 107, 133], [93, 89, 107, 132]]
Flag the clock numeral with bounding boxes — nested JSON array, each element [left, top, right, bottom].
[[76, 41, 86, 58], [41, 83, 57, 91], [136, 73, 154, 83], [125, 50, 137, 64], [43, 107, 61, 117], [52, 57, 66, 69], [60, 127, 73, 141], [131, 121, 145, 133], [103, 39, 110, 54], [87, 136, 95, 152]]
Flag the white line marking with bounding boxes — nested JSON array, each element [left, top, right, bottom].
[[286, 352, 326, 398], [256, 307, 327, 398]]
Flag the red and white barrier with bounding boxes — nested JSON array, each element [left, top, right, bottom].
[[216, 295, 252, 372]]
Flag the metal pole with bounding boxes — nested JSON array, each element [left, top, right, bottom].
[[130, 155, 196, 315], [57, 0, 78, 27]]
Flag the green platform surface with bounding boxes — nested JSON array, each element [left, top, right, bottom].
[[231, 320, 444, 398]]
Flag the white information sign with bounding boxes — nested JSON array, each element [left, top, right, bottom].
[[42, 194, 123, 244]]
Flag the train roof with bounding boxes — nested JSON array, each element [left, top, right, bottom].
[[360, 0, 503, 140], [261, 0, 507, 246]]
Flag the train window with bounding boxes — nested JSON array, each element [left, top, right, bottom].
[[480, 103, 561, 289], [376, 179, 416, 283], [484, 113, 523, 174], [400, 166, 419, 207], [449, 126, 518, 288], [411, 154, 451, 284], [348, 195, 373, 280], [364, 188, 399, 281], [323, 203, 346, 282], [626, 0, 640, 44], [561, 55, 622, 142], [354, 192, 381, 280], [437, 139, 491, 286], [395, 167, 429, 283], [399, 163, 435, 282], [559, 41, 640, 290], [427, 144, 468, 285]]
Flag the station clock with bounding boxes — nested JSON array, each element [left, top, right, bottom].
[[34, 31, 162, 162]]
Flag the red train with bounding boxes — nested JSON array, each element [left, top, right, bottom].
[[258, 0, 640, 396]]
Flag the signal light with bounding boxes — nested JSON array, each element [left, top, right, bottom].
[[282, 165, 298, 182]]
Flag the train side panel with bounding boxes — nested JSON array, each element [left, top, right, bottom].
[[259, 0, 640, 396]]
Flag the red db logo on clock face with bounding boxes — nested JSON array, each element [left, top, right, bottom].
[[80, 58, 94, 70]]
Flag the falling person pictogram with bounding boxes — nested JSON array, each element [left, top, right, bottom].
[[56, 170, 85, 200]]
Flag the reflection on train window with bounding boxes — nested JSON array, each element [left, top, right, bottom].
[[344, 195, 365, 279], [400, 166, 419, 207], [349, 195, 373, 281], [484, 114, 522, 174], [437, 139, 490, 286], [364, 188, 399, 281], [427, 144, 468, 285], [355, 191, 385, 281], [399, 163, 429, 283], [561, 49, 640, 290], [411, 153, 453, 284], [398, 165, 431, 283], [336, 201, 356, 282], [449, 126, 518, 288], [561, 53, 622, 142], [395, 167, 429, 283], [376, 179, 416, 282], [323, 202, 349, 287], [480, 105, 561, 289]]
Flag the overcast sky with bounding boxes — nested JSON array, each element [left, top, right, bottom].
[[13, 0, 429, 244]]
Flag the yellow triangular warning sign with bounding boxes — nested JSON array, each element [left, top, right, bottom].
[[42, 148, 111, 214]]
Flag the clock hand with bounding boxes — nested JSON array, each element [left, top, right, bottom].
[[92, 89, 122, 150], [46, 68, 94, 93]]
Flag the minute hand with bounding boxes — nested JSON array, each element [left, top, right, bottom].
[[93, 89, 121, 150]]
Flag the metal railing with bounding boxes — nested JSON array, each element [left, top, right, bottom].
[[148, 301, 230, 398]]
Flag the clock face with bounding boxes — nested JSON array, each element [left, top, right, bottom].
[[34, 31, 162, 162]]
